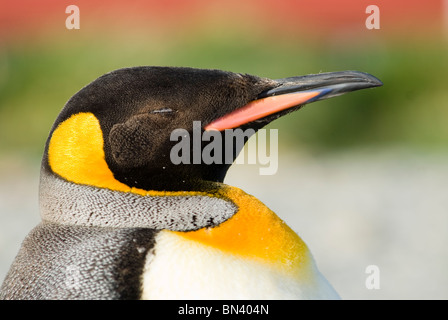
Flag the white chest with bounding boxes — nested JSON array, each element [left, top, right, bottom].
[[141, 231, 339, 300]]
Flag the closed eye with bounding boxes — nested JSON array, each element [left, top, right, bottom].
[[151, 108, 174, 114]]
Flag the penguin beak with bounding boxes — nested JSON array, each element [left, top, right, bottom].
[[204, 71, 382, 131]]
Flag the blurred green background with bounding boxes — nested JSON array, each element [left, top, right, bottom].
[[1, 0, 447, 300], [1, 0, 447, 158], [2, 38, 448, 156]]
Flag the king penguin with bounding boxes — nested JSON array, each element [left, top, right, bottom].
[[0, 67, 382, 300]]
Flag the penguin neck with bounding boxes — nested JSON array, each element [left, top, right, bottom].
[[39, 167, 241, 230], [111, 163, 232, 192]]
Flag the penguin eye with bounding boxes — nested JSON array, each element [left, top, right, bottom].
[[150, 108, 174, 114]]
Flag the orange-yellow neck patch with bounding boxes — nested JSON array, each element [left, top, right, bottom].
[[174, 186, 311, 276]]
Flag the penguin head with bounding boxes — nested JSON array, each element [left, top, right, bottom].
[[43, 66, 381, 191]]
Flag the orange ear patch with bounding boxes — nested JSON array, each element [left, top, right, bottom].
[[48, 112, 131, 192]]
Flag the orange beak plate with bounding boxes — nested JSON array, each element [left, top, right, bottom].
[[205, 90, 322, 131]]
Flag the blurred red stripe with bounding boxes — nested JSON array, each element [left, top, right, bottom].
[[0, 0, 444, 41]]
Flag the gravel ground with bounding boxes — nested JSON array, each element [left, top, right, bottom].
[[1, 149, 447, 299]]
